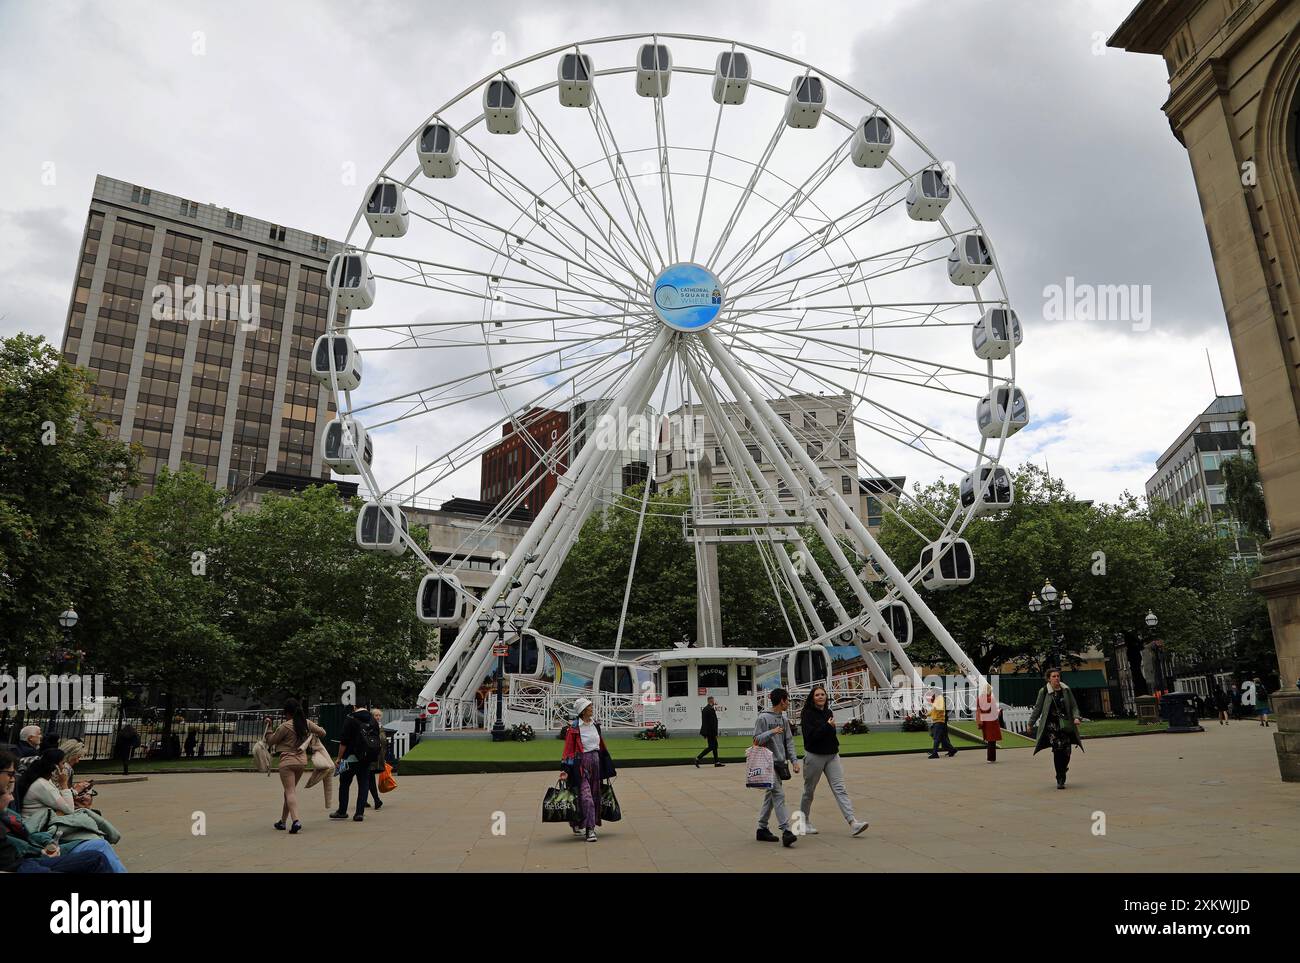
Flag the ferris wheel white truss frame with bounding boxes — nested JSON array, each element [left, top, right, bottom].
[[319, 33, 1026, 720]]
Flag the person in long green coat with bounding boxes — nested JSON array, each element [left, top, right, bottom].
[[1027, 668, 1084, 789]]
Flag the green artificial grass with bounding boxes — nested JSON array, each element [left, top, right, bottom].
[[1078, 718, 1170, 737], [78, 756, 261, 774], [398, 730, 965, 775]]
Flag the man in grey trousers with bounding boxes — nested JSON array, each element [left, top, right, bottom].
[[753, 687, 800, 847]]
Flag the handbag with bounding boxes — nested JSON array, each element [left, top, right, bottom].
[[599, 779, 621, 822], [745, 745, 774, 789], [542, 779, 578, 823], [774, 760, 792, 782], [252, 739, 273, 775], [378, 762, 397, 794], [305, 734, 333, 789]]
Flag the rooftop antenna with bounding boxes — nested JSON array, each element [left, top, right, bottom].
[[1206, 349, 1220, 397]]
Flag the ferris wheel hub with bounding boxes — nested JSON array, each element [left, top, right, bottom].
[[651, 262, 724, 333]]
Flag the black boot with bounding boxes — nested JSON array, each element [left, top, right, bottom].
[[782, 830, 797, 847], [756, 827, 779, 842]]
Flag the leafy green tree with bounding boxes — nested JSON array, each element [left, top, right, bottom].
[[535, 482, 798, 649], [84, 467, 236, 731], [0, 334, 136, 670], [212, 485, 433, 707]]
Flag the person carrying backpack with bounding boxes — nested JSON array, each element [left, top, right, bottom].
[[332, 707, 380, 822]]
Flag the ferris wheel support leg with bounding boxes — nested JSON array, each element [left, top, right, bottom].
[[418, 327, 677, 707], [444, 338, 676, 704], [700, 336, 916, 686], [703, 335, 987, 694], [684, 361, 832, 637], [447, 439, 625, 703]]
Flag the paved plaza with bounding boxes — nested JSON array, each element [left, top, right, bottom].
[[107, 724, 1299, 872]]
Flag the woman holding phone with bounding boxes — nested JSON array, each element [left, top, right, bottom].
[[798, 685, 869, 837]]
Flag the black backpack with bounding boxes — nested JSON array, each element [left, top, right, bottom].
[[352, 717, 381, 762]]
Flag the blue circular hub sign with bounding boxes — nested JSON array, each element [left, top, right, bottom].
[[652, 262, 723, 332]]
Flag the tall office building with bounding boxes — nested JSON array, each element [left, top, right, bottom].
[[59, 175, 344, 493], [1144, 394, 1259, 559]]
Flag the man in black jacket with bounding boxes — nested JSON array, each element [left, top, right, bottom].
[[332, 707, 379, 822], [695, 697, 724, 768]]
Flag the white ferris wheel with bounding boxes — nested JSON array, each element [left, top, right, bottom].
[[314, 34, 1028, 721]]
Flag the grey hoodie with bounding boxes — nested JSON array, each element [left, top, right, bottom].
[[753, 709, 797, 765]]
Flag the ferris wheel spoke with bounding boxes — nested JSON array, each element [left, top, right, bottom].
[[715, 128, 855, 286], [728, 320, 991, 383], [514, 84, 660, 280], [402, 180, 648, 305], [456, 129, 649, 293], [352, 331, 643, 423], [584, 78, 667, 269], [718, 346, 955, 536], [687, 42, 734, 264], [704, 112, 790, 269], [730, 230, 958, 304], [713, 368, 952, 561], [368, 247, 644, 321], [721, 165, 916, 294]]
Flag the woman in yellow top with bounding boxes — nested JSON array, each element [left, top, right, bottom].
[[925, 690, 957, 759], [262, 699, 327, 834]]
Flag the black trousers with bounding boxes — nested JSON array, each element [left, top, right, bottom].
[[930, 723, 954, 754], [337, 762, 374, 816], [697, 737, 719, 762], [1052, 742, 1072, 782]]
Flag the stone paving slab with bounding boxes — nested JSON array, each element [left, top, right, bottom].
[[100, 723, 1300, 872]]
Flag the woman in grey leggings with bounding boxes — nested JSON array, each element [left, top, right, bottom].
[[799, 685, 869, 837]]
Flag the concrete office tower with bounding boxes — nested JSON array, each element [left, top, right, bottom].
[[1113, 0, 1300, 779], [60, 175, 344, 494]]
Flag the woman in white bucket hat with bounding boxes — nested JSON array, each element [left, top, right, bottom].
[[558, 697, 616, 841]]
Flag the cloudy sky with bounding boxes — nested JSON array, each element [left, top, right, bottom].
[[0, 0, 1241, 508]]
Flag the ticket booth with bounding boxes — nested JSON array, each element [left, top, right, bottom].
[[650, 648, 761, 734]]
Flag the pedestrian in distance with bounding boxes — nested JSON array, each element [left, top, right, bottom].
[[1213, 685, 1230, 725], [926, 689, 957, 758], [1254, 679, 1271, 727], [753, 687, 800, 847], [332, 706, 380, 822], [695, 696, 724, 768], [368, 707, 388, 810], [975, 682, 1003, 763], [1028, 668, 1084, 789], [798, 684, 868, 837], [263, 699, 327, 834]]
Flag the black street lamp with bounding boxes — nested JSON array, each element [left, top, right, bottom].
[[56, 606, 79, 671], [1028, 580, 1072, 670], [1144, 610, 1165, 693], [489, 598, 509, 741]]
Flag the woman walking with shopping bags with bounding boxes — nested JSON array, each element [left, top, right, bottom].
[[799, 685, 869, 837], [558, 698, 616, 842], [263, 699, 327, 834]]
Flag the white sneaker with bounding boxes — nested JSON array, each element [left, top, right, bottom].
[[585, 829, 598, 842], [803, 823, 819, 835], [850, 820, 869, 836]]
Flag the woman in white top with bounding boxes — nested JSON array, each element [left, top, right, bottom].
[[15, 749, 76, 819], [558, 698, 616, 842]]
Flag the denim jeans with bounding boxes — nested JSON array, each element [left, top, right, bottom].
[[18, 844, 115, 873], [337, 760, 374, 816]]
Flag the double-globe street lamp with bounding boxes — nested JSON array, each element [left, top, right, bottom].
[[1028, 579, 1073, 670], [478, 596, 526, 741]]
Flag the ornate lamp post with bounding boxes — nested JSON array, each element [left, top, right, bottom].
[[56, 606, 79, 670], [490, 598, 509, 741], [1145, 610, 1165, 693], [1028, 580, 1072, 670]]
